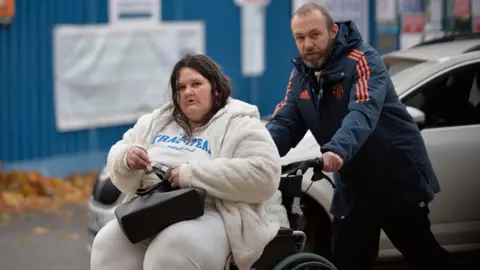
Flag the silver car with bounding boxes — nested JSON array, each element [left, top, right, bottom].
[[87, 35, 480, 263]]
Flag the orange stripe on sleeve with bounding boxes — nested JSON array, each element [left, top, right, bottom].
[[348, 50, 362, 60], [347, 55, 359, 61], [355, 82, 361, 104], [358, 56, 367, 101], [361, 55, 371, 80], [273, 70, 295, 116], [358, 56, 371, 101], [355, 62, 365, 103], [349, 50, 373, 103], [350, 50, 363, 57], [348, 49, 365, 63]]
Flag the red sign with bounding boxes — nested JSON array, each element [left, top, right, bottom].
[[454, 0, 471, 17], [402, 13, 424, 33], [474, 16, 480, 33], [0, 0, 15, 24]]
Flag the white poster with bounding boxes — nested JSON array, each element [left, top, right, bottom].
[[53, 22, 205, 132], [292, 0, 370, 44]]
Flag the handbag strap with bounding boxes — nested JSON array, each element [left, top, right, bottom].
[[136, 181, 165, 196], [136, 163, 175, 196]]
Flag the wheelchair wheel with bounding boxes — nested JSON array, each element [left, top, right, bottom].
[[271, 252, 337, 270]]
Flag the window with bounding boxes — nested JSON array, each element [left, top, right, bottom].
[[403, 63, 480, 128]]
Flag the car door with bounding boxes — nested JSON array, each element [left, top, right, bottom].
[[401, 60, 480, 251]]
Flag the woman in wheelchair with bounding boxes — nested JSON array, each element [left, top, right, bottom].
[[90, 54, 289, 270]]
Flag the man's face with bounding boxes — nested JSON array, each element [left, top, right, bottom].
[[291, 10, 338, 68]]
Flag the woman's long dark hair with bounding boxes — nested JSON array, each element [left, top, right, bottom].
[[169, 54, 232, 137]]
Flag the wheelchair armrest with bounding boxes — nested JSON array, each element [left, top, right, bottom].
[[279, 175, 303, 198], [277, 227, 294, 236]]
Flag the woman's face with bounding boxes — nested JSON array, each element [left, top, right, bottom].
[[176, 67, 214, 126]]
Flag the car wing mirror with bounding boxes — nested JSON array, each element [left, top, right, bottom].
[[406, 106, 426, 129]]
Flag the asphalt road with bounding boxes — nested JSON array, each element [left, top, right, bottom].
[[0, 205, 91, 270], [0, 204, 478, 270]]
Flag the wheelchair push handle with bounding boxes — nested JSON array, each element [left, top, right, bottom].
[[281, 157, 336, 188], [296, 157, 324, 175], [281, 157, 324, 176]]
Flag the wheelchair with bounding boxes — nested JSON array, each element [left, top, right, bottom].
[[226, 157, 338, 270], [146, 157, 337, 270]]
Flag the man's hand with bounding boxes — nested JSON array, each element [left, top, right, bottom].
[[168, 165, 181, 188], [322, 151, 344, 172], [126, 147, 151, 170]]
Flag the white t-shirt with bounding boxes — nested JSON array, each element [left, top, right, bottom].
[[147, 120, 212, 167], [146, 120, 215, 206]]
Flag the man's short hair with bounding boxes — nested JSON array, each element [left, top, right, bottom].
[[293, 3, 335, 30]]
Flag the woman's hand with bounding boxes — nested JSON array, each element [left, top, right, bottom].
[[126, 147, 151, 170], [168, 165, 181, 188]]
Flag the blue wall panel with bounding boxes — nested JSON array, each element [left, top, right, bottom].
[[0, 0, 298, 163], [0, 0, 130, 163]]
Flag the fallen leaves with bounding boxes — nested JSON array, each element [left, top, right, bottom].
[[58, 232, 80, 240], [0, 170, 97, 214], [0, 212, 11, 227], [31, 226, 80, 240], [32, 226, 49, 235]]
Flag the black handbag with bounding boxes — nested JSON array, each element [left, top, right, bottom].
[[114, 163, 206, 244]]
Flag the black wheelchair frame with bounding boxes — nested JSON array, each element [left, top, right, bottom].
[[226, 157, 337, 270]]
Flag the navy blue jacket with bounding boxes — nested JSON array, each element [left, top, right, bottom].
[[266, 22, 440, 218]]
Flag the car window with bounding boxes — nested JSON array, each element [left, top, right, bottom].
[[403, 63, 480, 128]]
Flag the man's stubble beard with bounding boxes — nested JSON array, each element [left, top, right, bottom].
[[303, 37, 335, 69]]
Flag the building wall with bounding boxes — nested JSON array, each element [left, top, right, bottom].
[[0, 0, 298, 163]]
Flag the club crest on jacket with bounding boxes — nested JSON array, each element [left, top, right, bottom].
[[332, 84, 344, 100]]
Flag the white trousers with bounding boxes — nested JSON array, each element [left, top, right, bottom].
[[90, 208, 230, 270]]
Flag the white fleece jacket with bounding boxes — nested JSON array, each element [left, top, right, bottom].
[[106, 98, 289, 269]]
